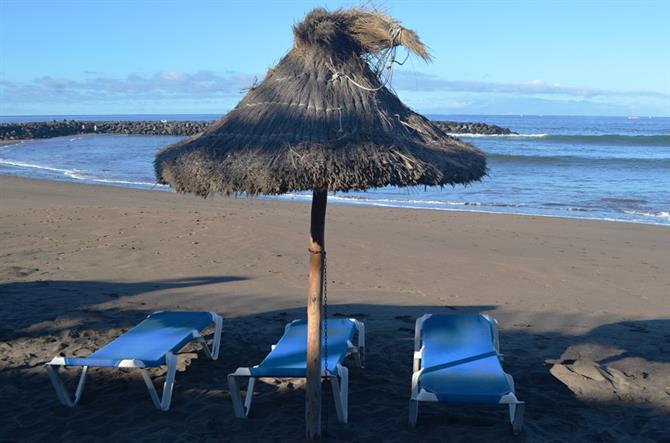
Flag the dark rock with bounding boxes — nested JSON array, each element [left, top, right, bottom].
[[432, 120, 516, 135], [0, 119, 515, 141]]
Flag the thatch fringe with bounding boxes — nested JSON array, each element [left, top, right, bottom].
[[155, 8, 485, 197], [293, 8, 431, 62]]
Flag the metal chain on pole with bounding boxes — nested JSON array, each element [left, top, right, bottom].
[[322, 250, 329, 436]]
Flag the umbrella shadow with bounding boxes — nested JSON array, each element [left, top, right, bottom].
[[0, 275, 250, 340], [580, 319, 670, 365]]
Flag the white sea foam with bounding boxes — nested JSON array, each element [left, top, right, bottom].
[[623, 210, 670, 220], [328, 195, 471, 206], [449, 133, 547, 138], [276, 193, 669, 226], [0, 140, 25, 149], [0, 159, 75, 174], [92, 178, 167, 187], [68, 172, 167, 188], [0, 159, 166, 188]]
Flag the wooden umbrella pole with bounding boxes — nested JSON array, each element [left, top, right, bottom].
[[306, 189, 327, 442]]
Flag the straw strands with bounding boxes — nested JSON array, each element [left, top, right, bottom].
[[155, 8, 486, 196]]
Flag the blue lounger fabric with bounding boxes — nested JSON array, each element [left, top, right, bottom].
[[419, 314, 512, 404], [60, 311, 214, 368], [250, 318, 356, 377]]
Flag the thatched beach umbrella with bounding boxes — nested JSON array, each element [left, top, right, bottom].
[[155, 8, 485, 441]]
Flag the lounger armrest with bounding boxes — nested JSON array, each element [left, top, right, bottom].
[[414, 314, 431, 352], [46, 356, 147, 368], [47, 357, 68, 366], [499, 392, 522, 404], [207, 312, 223, 360], [410, 369, 422, 399], [350, 318, 366, 367], [286, 319, 301, 333], [231, 367, 253, 377], [413, 347, 424, 373], [351, 319, 365, 349], [482, 314, 501, 353]]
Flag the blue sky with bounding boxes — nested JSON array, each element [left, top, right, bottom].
[[1, 0, 669, 116]]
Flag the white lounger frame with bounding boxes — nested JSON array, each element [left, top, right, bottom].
[[45, 311, 223, 412], [409, 314, 525, 435], [228, 318, 365, 424]]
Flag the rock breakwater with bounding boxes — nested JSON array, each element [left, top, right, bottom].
[[0, 119, 514, 141], [432, 120, 516, 135]]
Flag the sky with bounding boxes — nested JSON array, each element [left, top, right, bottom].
[[1, 0, 669, 116]]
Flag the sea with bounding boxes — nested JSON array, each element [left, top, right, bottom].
[[1, 114, 669, 226]]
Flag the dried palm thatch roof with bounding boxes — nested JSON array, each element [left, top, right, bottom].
[[155, 8, 486, 196]]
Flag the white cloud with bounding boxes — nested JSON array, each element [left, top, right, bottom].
[[391, 71, 669, 99], [0, 70, 256, 105], [1, 69, 667, 116]]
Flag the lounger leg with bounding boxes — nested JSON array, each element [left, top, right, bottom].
[[46, 365, 88, 407], [352, 350, 362, 369], [228, 375, 245, 418], [212, 315, 223, 360], [141, 369, 161, 409], [510, 402, 525, 435], [409, 369, 422, 427], [506, 372, 516, 393], [330, 365, 349, 424], [408, 399, 419, 428], [244, 377, 256, 416], [503, 373, 524, 434], [140, 352, 178, 411], [505, 373, 516, 422], [198, 315, 223, 360], [161, 352, 178, 411], [357, 322, 366, 368], [352, 346, 365, 369], [227, 372, 254, 418]]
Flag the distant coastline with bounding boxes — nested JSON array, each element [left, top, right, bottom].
[[0, 119, 515, 142]]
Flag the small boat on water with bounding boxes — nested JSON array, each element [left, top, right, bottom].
[[627, 113, 639, 120]]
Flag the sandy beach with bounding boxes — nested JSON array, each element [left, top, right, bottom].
[[0, 175, 668, 442]]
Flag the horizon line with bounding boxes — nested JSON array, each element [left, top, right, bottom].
[[1, 113, 669, 119]]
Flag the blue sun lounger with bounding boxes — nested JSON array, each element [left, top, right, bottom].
[[409, 314, 524, 434], [46, 310, 223, 411], [228, 318, 365, 423]]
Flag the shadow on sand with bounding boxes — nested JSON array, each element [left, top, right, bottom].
[[0, 281, 668, 442], [0, 276, 250, 340]]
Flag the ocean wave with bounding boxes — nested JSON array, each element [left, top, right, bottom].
[[458, 133, 670, 147], [69, 173, 168, 188], [448, 133, 548, 138], [283, 193, 482, 208], [0, 159, 165, 188], [283, 193, 600, 213], [276, 193, 669, 226], [623, 210, 670, 220], [0, 159, 75, 174], [542, 134, 670, 146], [0, 140, 25, 148], [487, 153, 670, 165]]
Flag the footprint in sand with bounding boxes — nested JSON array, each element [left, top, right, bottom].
[[1, 266, 40, 279]]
